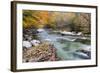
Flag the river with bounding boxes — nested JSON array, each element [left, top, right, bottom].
[[37, 29, 91, 60]]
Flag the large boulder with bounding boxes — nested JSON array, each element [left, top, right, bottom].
[[23, 41, 32, 49], [30, 40, 40, 46]]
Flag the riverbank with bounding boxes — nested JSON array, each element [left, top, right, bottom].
[[23, 42, 59, 62]]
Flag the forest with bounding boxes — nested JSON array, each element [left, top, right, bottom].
[[23, 10, 91, 34]]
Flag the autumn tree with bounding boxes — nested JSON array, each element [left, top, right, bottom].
[[23, 10, 91, 35], [23, 10, 49, 28]]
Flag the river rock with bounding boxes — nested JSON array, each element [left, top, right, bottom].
[[60, 31, 74, 35], [23, 41, 32, 49], [37, 28, 44, 33], [73, 52, 90, 59], [30, 40, 40, 46], [77, 32, 82, 35], [44, 39, 52, 42]]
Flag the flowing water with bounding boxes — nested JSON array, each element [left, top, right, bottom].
[[37, 29, 91, 60]]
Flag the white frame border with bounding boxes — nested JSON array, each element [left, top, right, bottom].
[[16, 3, 97, 70]]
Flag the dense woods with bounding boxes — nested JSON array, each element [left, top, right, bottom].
[[23, 10, 91, 34]]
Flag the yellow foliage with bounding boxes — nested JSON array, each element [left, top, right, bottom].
[[23, 10, 90, 33], [23, 10, 49, 28]]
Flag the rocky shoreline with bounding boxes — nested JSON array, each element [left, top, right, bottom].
[[23, 42, 59, 62]]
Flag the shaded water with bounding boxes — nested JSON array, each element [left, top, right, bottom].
[[37, 29, 91, 60]]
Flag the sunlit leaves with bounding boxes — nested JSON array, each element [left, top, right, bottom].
[[23, 10, 91, 34], [23, 10, 49, 28]]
